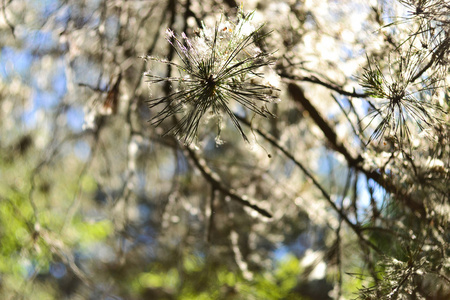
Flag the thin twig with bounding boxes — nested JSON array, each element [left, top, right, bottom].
[[2, 0, 15, 38], [279, 71, 368, 98], [184, 146, 272, 218]]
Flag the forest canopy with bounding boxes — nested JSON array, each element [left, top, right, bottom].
[[0, 0, 448, 299]]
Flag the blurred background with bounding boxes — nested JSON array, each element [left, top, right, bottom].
[[0, 0, 448, 299]]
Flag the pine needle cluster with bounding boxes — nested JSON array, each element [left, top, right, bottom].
[[361, 55, 443, 145], [144, 11, 278, 145], [359, 0, 449, 147]]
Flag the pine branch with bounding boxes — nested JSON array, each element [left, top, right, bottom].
[[236, 116, 382, 254], [287, 82, 427, 217]]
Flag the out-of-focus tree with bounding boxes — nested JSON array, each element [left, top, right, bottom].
[[0, 0, 448, 299]]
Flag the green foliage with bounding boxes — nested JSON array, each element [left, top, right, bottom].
[[0, 140, 113, 298], [130, 252, 311, 299]]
